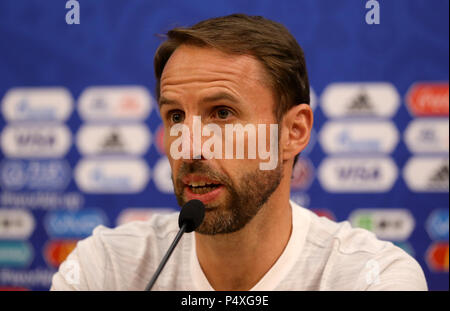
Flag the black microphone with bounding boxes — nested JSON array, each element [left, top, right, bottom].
[[145, 199, 205, 291]]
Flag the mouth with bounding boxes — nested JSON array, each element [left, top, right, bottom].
[[182, 175, 225, 204], [187, 181, 221, 194]]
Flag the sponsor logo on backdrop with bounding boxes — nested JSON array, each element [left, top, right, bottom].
[[349, 209, 415, 241], [116, 208, 177, 226], [76, 124, 151, 156], [426, 242, 449, 272], [404, 119, 449, 154], [0, 160, 71, 191], [0, 124, 72, 158], [75, 159, 150, 193], [152, 157, 174, 194], [319, 121, 399, 154], [426, 209, 449, 241], [78, 86, 153, 121], [406, 82, 449, 117], [318, 157, 398, 192], [320, 83, 400, 118], [0, 241, 33, 268], [43, 240, 78, 268], [0, 191, 83, 211], [0, 268, 54, 289], [291, 157, 315, 190], [403, 157, 449, 192], [1, 87, 73, 122], [0, 209, 35, 240], [44, 208, 108, 238]]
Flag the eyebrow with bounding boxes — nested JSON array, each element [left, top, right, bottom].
[[158, 96, 177, 108], [158, 92, 240, 108]]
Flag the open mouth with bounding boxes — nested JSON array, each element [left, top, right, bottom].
[[188, 182, 221, 194]]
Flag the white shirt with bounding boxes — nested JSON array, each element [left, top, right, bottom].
[[50, 201, 427, 291]]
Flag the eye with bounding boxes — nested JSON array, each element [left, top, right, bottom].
[[215, 107, 233, 120], [168, 110, 184, 123]]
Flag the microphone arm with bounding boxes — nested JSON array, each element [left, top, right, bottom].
[[145, 222, 187, 291], [144, 199, 205, 291]]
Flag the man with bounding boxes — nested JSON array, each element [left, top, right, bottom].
[[51, 14, 427, 291]]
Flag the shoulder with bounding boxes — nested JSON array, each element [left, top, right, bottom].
[[93, 212, 180, 241], [51, 212, 180, 290], [292, 202, 427, 290]]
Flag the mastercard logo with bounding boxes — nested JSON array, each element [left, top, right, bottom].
[[406, 82, 449, 117], [43, 240, 78, 268], [426, 242, 449, 272]]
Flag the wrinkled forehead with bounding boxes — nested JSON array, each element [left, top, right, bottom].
[[160, 44, 271, 92]]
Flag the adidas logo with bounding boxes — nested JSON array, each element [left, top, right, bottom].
[[346, 91, 375, 115], [428, 162, 449, 189], [101, 129, 125, 152]]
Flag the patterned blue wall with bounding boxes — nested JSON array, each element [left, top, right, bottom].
[[0, 0, 448, 291]]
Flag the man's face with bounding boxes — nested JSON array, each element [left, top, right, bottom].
[[159, 45, 283, 235]]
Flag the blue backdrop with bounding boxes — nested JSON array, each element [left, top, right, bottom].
[[0, 0, 448, 291]]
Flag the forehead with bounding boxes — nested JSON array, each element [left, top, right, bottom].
[[160, 44, 271, 94]]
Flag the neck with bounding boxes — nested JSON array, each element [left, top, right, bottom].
[[194, 181, 292, 291]]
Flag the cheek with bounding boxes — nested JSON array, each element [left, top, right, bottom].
[[217, 158, 259, 187]]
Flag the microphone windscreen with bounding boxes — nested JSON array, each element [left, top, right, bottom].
[[178, 199, 205, 233]]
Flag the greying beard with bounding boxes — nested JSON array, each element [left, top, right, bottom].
[[172, 160, 283, 235]]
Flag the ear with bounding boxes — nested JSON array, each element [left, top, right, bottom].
[[280, 104, 313, 161]]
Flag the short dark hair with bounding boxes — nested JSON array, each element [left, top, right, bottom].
[[154, 13, 310, 166]]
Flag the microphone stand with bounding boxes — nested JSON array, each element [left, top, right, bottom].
[[145, 222, 187, 291]]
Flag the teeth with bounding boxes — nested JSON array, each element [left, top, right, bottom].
[[190, 186, 217, 194]]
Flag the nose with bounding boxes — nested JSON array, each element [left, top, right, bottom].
[[187, 115, 204, 161], [173, 114, 205, 162]]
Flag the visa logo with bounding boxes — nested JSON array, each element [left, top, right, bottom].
[[318, 157, 398, 192], [337, 166, 380, 180], [14, 133, 55, 147], [1, 124, 71, 158]]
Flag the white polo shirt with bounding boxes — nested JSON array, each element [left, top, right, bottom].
[[50, 201, 427, 291]]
